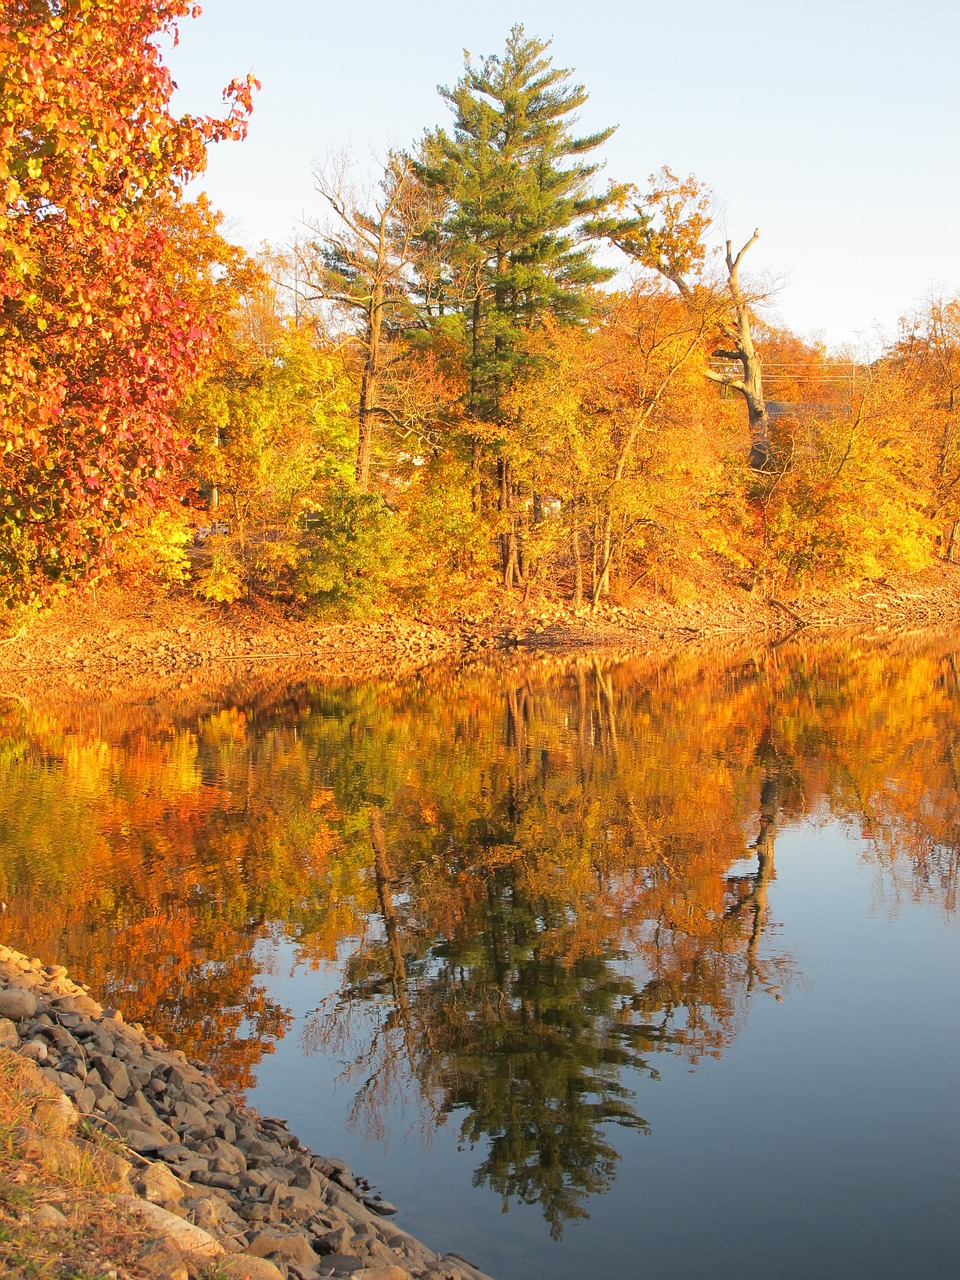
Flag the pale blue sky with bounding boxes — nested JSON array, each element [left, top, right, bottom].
[[166, 0, 960, 353]]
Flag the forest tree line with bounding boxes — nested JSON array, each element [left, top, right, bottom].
[[4, 4, 960, 614]]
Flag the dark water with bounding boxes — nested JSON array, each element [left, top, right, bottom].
[[1, 637, 959, 1279]]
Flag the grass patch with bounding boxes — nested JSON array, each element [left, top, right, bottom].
[[0, 1049, 149, 1279]]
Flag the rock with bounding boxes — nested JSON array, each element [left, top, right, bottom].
[[31, 1093, 77, 1138], [437, 1255, 495, 1280], [19, 1039, 49, 1062], [317, 1226, 355, 1255], [314, 1254, 365, 1276], [196, 1135, 247, 1174], [245, 1227, 321, 1268], [0, 1016, 18, 1047], [364, 1197, 399, 1216], [31, 1202, 70, 1229], [0, 987, 37, 1020], [276, 1185, 325, 1222], [190, 1169, 241, 1191], [351, 1268, 412, 1280], [220, 1257, 287, 1280], [118, 1196, 225, 1261], [185, 1193, 245, 1235], [94, 1054, 133, 1100], [52, 993, 103, 1017], [111, 1121, 167, 1154], [46, 1024, 81, 1054], [136, 1162, 187, 1210]]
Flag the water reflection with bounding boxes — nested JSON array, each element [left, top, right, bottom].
[[1, 636, 959, 1233]]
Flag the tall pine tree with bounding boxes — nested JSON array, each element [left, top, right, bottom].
[[418, 27, 620, 585]]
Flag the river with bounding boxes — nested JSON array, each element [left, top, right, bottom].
[[1, 634, 958, 1279]]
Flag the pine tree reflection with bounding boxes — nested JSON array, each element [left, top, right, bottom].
[[302, 670, 796, 1236]]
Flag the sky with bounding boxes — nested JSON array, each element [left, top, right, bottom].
[[165, 0, 960, 356]]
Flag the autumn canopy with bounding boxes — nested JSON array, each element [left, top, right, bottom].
[[1, 14, 958, 612], [0, 0, 255, 601]]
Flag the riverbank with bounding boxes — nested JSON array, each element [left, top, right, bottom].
[[2, 561, 960, 695], [0, 944, 494, 1280]]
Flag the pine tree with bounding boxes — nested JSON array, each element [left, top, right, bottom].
[[418, 26, 620, 584]]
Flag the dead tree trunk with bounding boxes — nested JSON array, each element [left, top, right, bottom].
[[703, 233, 773, 472]]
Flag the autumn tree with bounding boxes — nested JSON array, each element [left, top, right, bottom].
[[418, 26, 621, 586], [503, 284, 737, 605], [893, 294, 960, 558], [298, 153, 441, 491], [177, 252, 361, 604], [609, 168, 775, 471], [0, 0, 256, 605]]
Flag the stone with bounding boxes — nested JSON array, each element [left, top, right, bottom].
[[94, 1054, 133, 1100], [314, 1253, 364, 1275], [21, 1136, 85, 1172], [52, 993, 103, 1017], [196, 1136, 247, 1174], [277, 1185, 325, 1222], [30, 1201, 70, 1230], [317, 1226, 355, 1255], [220, 1258, 286, 1280], [112, 1121, 167, 1155], [31, 1094, 77, 1138], [364, 1197, 398, 1217], [47, 1024, 81, 1054], [190, 1169, 241, 1191], [136, 1162, 187, 1210], [139, 1251, 190, 1280], [0, 1016, 18, 1047], [19, 1039, 49, 1063], [239, 1136, 286, 1163], [117, 1196, 224, 1261], [186, 1194, 245, 1234], [0, 987, 37, 1020], [245, 1227, 321, 1268], [347, 1268, 411, 1280]]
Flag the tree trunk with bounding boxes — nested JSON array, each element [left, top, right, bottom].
[[947, 518, 959, 562], [571, 502, 584, 608], [355, 306, 382, 492], [498, 457, 523, 588]]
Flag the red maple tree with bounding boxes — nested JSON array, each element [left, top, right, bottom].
[[0, 0, 257, 603]]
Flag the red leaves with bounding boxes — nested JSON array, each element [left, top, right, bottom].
[[0, 0, 255, 603]]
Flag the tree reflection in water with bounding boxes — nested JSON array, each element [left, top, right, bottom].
[[301, 667, 799, 1236], [1, 637, 959, 1232]]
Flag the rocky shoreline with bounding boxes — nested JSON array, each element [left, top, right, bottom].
[[3, 561, 960, 697], [0, 943, 493, 1280]]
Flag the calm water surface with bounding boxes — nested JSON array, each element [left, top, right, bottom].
[[1, 638, 958, 1279]]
